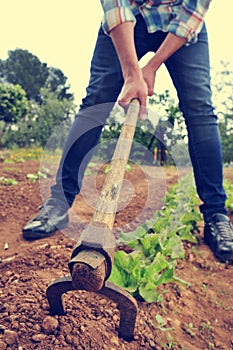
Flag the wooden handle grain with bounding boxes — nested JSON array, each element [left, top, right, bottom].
[[71, 99, 140, 291], [93, 99, 140, 229]]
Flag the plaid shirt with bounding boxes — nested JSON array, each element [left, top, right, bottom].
[[100, 0, 211, 44]]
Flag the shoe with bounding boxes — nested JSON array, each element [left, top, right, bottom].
[[23, 199, 69, 240], [204, 213, 233, 262]]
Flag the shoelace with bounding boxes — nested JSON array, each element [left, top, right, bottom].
[[35, 206, 50, 221], [215, 221, 233, 242]]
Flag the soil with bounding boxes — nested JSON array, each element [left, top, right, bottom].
[[0, 159, 232, 350]]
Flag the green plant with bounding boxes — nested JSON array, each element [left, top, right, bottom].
[[224, 178, 233, 211], [156, 314, 173, 332], [202, 283, 209, 291], [166, 332, 177, 349], [200, 320, 213, 334], [103, 162, 132, 174], [3, 166, 19, 172], [2, 147, 44, 162], [26, 168, 49, 183], [0, 176, 18, 185], [109, 173, 201, 302], [0, 83, 29, 124], [183, 322, 197, 337]]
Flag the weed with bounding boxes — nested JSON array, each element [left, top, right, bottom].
[[3, 167, 20, 172], [182, 322, 197, 337], [156, 314, 173, 332], [0, 176, 18, 185], [187, 322, 196, 330], [26, 169, 48, 183], [224, 179, 233, 211], [215, 301, 223, 308], [224, 306, 233, 311], [200, 320, 213, 334], [148, 319, 155, 328], [202, 283, 209, 291], [104, 162, 132, 174], [166, 332, 177, 349], [155, 315, 176, 349]]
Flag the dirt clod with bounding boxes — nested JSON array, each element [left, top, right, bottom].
[[42, 316, 59, 334], [3, 330, 18, 346], [0, 341, 6, 350], [31, 334, 47, 343]]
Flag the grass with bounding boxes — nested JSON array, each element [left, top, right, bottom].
[[1, 147, 44, 162]]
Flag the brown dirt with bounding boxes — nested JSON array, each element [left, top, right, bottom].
[[0, 159, 232, 350]]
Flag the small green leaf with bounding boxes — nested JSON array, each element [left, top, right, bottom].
[[0, 176, 18, 185], [139, 283, 159, 303], [155, 314, 173, 331], [139, 233, 160, 258], [162, 234, 185, 259], [118, 226, 147, 244], [108, 264, 127, 288], [142, 253, 168, 283]]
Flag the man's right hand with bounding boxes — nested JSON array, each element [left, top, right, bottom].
[[110, 22, 150, 120], [118, 70, 149, 120]]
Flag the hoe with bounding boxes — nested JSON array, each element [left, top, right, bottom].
[[46, 99, 140, 341]]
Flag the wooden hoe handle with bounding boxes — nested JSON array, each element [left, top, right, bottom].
[[69, 99, 140, 291]]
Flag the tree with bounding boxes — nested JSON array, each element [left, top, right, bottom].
[[0, 83, 29, 123], [219, 113, 233, 164], [0, 49, 74, 103], [46, 67, 73, 100], [3, 49, 49, 101], [0, 83, 30, 147], [0, 49, 75, 148], [2, 87, 75, 148], [32, 87, 75, 147], [0, 60, 6, 83], [212, 61, 233, 164], [98, 105, 156, 164], [148, 91, 186, 165]]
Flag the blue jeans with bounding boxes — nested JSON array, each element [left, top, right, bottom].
[[51, 14, 227, 220]]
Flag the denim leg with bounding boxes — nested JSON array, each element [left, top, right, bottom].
[[51, 27, 124, 207], [165, 24, 227, 220], [50, 16, 160, 208], [50, 105, 115, 208]]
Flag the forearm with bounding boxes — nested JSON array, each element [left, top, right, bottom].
[[110, 22, 141, 79], [109, 21, 148, 118], [111, 23, 186, 74], [147, 32, 186, 71]]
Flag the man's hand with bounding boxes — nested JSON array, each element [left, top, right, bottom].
[[118, 70, 148, 120], [118, 62, 157, 119], [110, 21, 186, 120], [110, 22, 150, 119], [141, 63, 157, 97]]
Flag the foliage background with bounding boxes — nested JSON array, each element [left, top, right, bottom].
[[0, 49, 233, 165]]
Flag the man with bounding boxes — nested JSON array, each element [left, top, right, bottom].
[[23, 0, 233, 262]]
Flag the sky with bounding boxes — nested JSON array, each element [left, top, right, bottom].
[[0, 1, 232, 106]]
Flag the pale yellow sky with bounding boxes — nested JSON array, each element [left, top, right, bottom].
[[0, 1, 232, 105]]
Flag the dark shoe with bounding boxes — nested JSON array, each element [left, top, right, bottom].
[[204, 213, 233, 262], [23, 199, 69, 240]]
